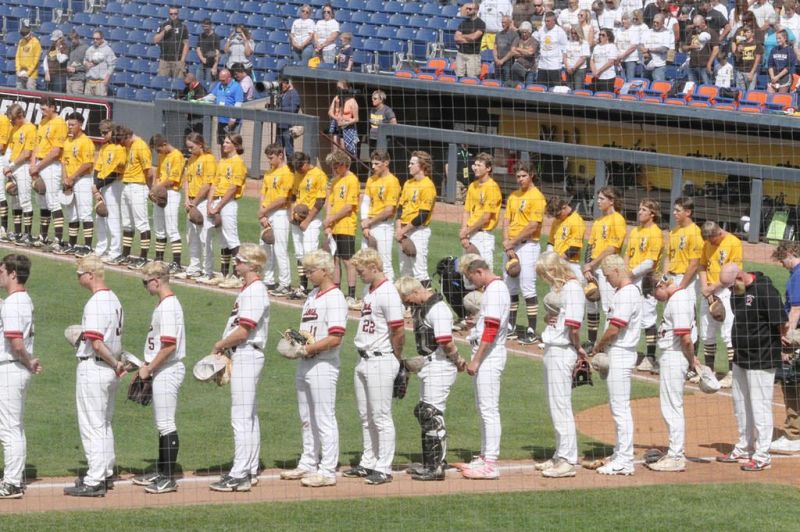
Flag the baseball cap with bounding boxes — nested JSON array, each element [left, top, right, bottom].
[[519, 21, 533, 33], [50, 29, 64, 41], [20, 24, 31, 36]]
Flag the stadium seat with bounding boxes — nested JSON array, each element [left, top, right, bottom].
[[664, 97, 687, 105], [442, 4, 460, 17], [688, 100, 711, 108], [131, 73, 151, 88], [417, 72, 437, 81], [643, 80, 672, 101], [245, 14, 265, 28], [395, 70, 416, 79], [376, 26, 397, 40], [396, 27, 417, 41], [350, 11, 370, 24], [129, 44, 149, 58], [115, 87, 137, 100], [370, 12, 391, 26], [114, 72, 135, 87], [437, 74, 458, 83], [739, 90, 768, 111], [274, 43, 292, 56], [692, 84, 719, 103], [146, 46, 161, 60], [618, 93, 640, 101], [388, 14, 410, 27], [409, 15, 429, 28], [109, 28, 129, 42], [365, 0, 384, 11], [135, 88, 156, 102], [481, 79, 502, 87], [403, 2, 423, 14], [765, 92, 795, 111], [594, 91, 615, 98], [459, 77, 480, 85], [525, 84, 547, 92], [712, 101, 737, 111]]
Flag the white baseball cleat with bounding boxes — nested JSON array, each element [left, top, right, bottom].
[[597, 461, 634, 476]]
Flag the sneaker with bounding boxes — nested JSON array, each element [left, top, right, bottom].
[[107, 255, 129, 266], [456, 455, 485, 471], [288, 287, 307, 300], [506, 326, 518, 340], [534, 459, 555, 471], [219, 275, 244, 289], [174, 269, 201, 280], [102, 254, 122, 265], [280, 467, 312, 480], [686, 369, 701, 384], [740, 458, 771, 472], [406, 463, 426, 476], [50, 241, 69, 255], [168, 262, 183, 275], [128, 257, 149, 270], [131, 471, 161, 486], [0, 481, 23, 499], [770, 436, 800, 453], [411, 465, 445, 481], [462, 459, 499, 480], [718, 371, 733, 389], [716, 449, 751, 463], [31, 235, 48, 248], [5, 232, 17, 243], [250, 474, 259, 486], [73, 245, 93, 257], [364, 471, 393, 485], [209, 474, 251, 492], [597, 461, 634, 476], [16, 234, 34, 247], [348, 297, 363, 311], [64, 481, 106, 497], [342, 465, 370, 478], [74, 475, 115, 490], [542, 458, 577, 478], [269, 285, 293, 297], [646, 455, 686, 472], [518, 328, 541, 345], [637, 356, 656, 372], [144, 476, 178, 494], [301, 473, 336, 487]]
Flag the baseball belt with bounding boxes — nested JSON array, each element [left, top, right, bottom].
[[231, 342, 264, 353], [357, 349, 386, 359]]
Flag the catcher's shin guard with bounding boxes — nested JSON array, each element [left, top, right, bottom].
[[415, 402, 447, 468]]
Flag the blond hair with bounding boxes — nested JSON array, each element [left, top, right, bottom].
[[458, 253, 487, 275], [77, 255, 105, 279], [395, 276, 423, 297], [302, 249, 335, 276], [600, 254, 628, 274], [352, 248, 384, 271], [238, 243, 267, 270], [535, 251, 576, 290], [141, 261, 170, 281]]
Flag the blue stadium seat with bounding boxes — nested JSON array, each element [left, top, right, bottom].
[[414, 29, 436, 58], [352, 49, 371, 67], [385, 1, 403, 13], [268, 30, 288, 43], [109, 28, 129, 42], [396, 27, 416, 41], [241, 1, 259, 13], [264, 16, 284, 29], [114, 71, 135, 86], [350, 12, 371, 25], [210, 12, 228, 25], [71, 12, 92, 25], [132, 73, 151, 87], [247, 14, 267, 28], [376, 26, 397, 40], [108, 15, 126, 28], [222, 0, 239, 12], [274, 42, 292, 56], [155, 90, 174, 100], [362, 38, 383, 53], [129, 30, 147, 44], [403, 2, 423, 14], [110, 42, 127, 56], [422, 3, 442, 16], [230, 13, 249, 26], [365, 0, 384, 11], [409, 15, 429, 28], [146, 46, 161, 60], [280, 4, 299, 17], [115, 57, 134, 71], [388, 14, 409, 27], [106, 3, 125, 15], [348, 0, 368, 11], [115, 87, 137, 100], [151, 76, 180, 90], [135, 88, 156, 102], [140, 5, 163, 19], [370, 12, 390, 26], [254, 42, 270, 55], [255, 56, 279, 71], [130, 59, 151, 73], [122, 3, 141, 16], [129, 44, 149, 58]]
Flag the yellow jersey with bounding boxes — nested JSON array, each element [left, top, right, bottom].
[[95, 143, 127, 179], [589, 211, 627, 260], [465, 178, 502, 231], [260, 164, 294, 208], [701, 233, 743, 284], [7, 123, 36, 162], [293, 166, 328, 209], [550, 210, 586, 263], [505, 185, 546, 240], [185, 153, 216, 199], [0, 115, 12, 149], [627, 224, 663, 269], [156, 148, 185, 190], [328, 171, 360, 236], [667, 223, 703, 274], [365, 172, 401, 218], [62, 134, 95, 178], [34, 116, 68, 159], [16, 36, 41, 79], [398, 176, 436, 226], [214, 155, 247, 200], [122, 137, 152, 184]]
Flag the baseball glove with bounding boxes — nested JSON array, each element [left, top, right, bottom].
[[584, 281, 601, 302], [572, 358, 593, 388], [505, 251, 521, 278], [260, 225, 275, 245], [543, 290, 562, 316], [708, 295, 725, 322], [644, 448, 665, 464], [393, 365, 409, 399], [95, 199, 109, 218], [187, 206, 203, 226], [193, 352, 232, 386], [400, 237, 417, 258], [462, 242, 480, 255], [277, 329, 315, 359], [5, 180, 17, 196], [32, 177, 46, 195], [697, 365, 721, 394], [121, 351, 144, 373], [463, 290, 482, 317], [127, 374, 153, 406], [292, 204, 310, 224], [403, 355, 427, 373], [64, 324, 83, 349], [149, 183, 168, 208], [581, 457, 609, 470], [590, 352, 609, 380]]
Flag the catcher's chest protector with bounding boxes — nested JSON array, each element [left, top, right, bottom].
[[413, 293, 444, 356]]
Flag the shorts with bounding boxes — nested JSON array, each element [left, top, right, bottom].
[[333, 234, 355, 260]]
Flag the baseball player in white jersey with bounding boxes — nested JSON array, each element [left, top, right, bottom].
[[209, 244, 270, 492], [346, 248, 405, 485], [458, 253, 510, 480], [0, 254, 42, 499], [65, 256, 125, 497], [534, 252, 586, 478], [130, 262, 185, 494], [396, 276, 465, 481], [648, 274, 700, 472], [280, 250, 347, 488], [591, 254, 642, 476]]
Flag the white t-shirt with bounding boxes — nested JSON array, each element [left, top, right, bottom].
[[641, 27, 674, 68], [608, 283, 642, 349], [354, 279, 404, 354], [301, 285, 348, 360], [223, 280, 270, 349], [144, 294, 185, 363], [618, 0, 643, 17], [713, 4, 729, 20], [77, 289, 123, 359], [781, 13, 800, 40], [750, 2, 776, 28], [423, 299, 455, 359], [473, 278, 511, 355], [315, 19, 340, 52], [657, 288, 697, 351], [592, 42, 620, 79], [565, 40, 591, 69], [535, 25, 569, 70], [0, 291, 34, 363], [542, 280, 585, 346], [479, 0, 513, 33], [597, 9, 622, 29], [557, 8, 581, 28], [715, 62, 733, 88], [617, 25, 644, 62], [291, 18, 315, 44]]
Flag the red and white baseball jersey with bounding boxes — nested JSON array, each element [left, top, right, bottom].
[[424, 300, 454, 357], [354, 280, 404, 354], [144, 295, 186, 363], [474, 278, 511, 352], [607, 283, 642, 349], [0, 291, 35, 363], [542, 280, 584, 346], [77, 289, 123, 358], [301, 286, 348, 359], [657, 288, 697, 351], [223, 280, 270, 348]]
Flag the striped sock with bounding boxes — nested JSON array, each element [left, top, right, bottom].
[[509, 295, 519, 331], [68, 222, 79, 246], [645, 326, 657, 358], [139, 231, 150, 259], [525, 296, 538, 331], [12, 209, 21, 235], [170, 240, 182, 265], [221, 248, 231, 277], [587, 312, 600, 344], [704, 344, 716, 372], [23, 211, 33, 237], [122, 230, 134, 257], [39, 209, 51, 239], [155, 238, 167, 262], [83, 222, 94, 247], [53, 211, 64, 243]]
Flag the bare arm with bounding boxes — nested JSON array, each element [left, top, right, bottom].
[[10, 337, 41, 373], [390, 325, 405, 362]]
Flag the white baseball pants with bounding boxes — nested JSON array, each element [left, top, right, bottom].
[[0, 361, 31, 487], [701, 286, 733, 346], [9, 164, 32, 212], [186, 199, 209, 275], [587, 268, 614, 315], [354, 354, 400, 475], [218, 199, 239, 249], [264, 210, 291, 288], [152, 361, 185, 436], [418, 355, 457, 413], [469, 230, 495, 272], [474, 347, 507, 462], [606, 346, 637, 468], [543, 345, 578, 464], [291, 216, 322, 260], [668, 273, 698, 305], [731, 363, 776, 464], [366, 221, 395, 282], [295, 356, 340, 479], [94, 180, 123, 257], [0, 153, 7, 203], [399, 225, 431, 282], [76, 359, 119, 486], [503, 240, 540, 299], [37, 163, 62, 210], [229, 346, 264, 479], [658, 349, 689, 458], [153, 189, 182, 242], [121, 183, 150, 233], [634, 277, 658, 329], [62, 177, 93, 223]]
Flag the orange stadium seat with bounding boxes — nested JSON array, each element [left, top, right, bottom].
[[417, 73, 437, 81], [712, 101, 737, 111], [481, 79, 502, 87], [573, 89, 593, 96], [394, 70, 416, 79], [643, 80, 672, 101], [692, 84, 719, 104], [766, 93, 795, 111], [459, 77, 480, 85], [664, 97, 686, 105], [437, 74, 458, 83], [525, 84, 547, 91], [594, 91, 615, 98]]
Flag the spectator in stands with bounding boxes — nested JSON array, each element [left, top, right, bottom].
[[15, 24, 41, 90], [558, 0, 581, 28], [767, 29, 796, 92], [154, 6, 189, 78], [181, 72, 208, 135], [617, 12, 645, 80], [729, 0, 753, 38], [494, 16, 519, 84], [368, 90, 397, 150], [763, 13, 790, 66], [83, 31, 116, 96], [640, 13, 674, 81], [751, 0, 777, 30], [455, 3, 486, 78], [225, 25, 254, 76], [535, 12, 568, 87], [66, 30, 88, 95], [590, 29, 619, 91], [43, 30, 69, 93], [732, 25, 763, 89], [780, 1, 800, 43], [231, 64, 254, 102], [277, 77, 302, 157], [682, 14, 720, 85], [291, 4, 316, 65], [479, 0, 513, 51], [619, 0, 643, 18], [694, 0, 731, 43], [643, 0, 664, 28], [714, 50, 733, 87], [710, 0, 730, 20], [315, 4, 341, 64], [196, 18, 221, 83], [564, 25, 590, 89], [595, 0, 622, 29], [512, 0, 536, 29], [511, 21, 539, 84], [578, 9, 598, 46], [328, 80, 359, 157], [202, 68, 244, 145], [334, 32, 354, 71]]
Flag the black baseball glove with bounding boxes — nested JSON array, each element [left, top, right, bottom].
[[128, 374, 153, 406], [572, 358, 593, 388], [392, 366, 409, 399]]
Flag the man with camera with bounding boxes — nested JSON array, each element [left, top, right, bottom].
[[154, 6, 189, 78]]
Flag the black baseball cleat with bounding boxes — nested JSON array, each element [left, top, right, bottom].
[[364, 471, 393, 485], [64, 481, 106, 497], [131, 471, 161, 487], [74, 475, 115, 490], [0, 481, 24, 499], [209, 474, 251, 492], [411, 465, 445, 481], [342, 465, 370, 478]]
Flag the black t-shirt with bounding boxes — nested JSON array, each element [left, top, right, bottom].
[[197, 31, 221, 67], [704, 10, 727, 33], [731, 272, 786, 370], [458, 17, 486, 55], [158, 20, 189, 61], [181, 81, 208, 101], [686, 27, 719, 67]]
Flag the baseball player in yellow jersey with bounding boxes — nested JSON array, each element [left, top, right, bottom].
[[113, 125, 152, 269], [662, 197, 703, 303], [502, 162, 546, 345], [699, 221, 743, 388], [361, 149, 401, 282], [625, 200, 663, 373], [176, 133, 216, 281], [324, 151, 360, 306], [56, 112, 96, 256], [95, 121, 126, 263], [149, 135, 185, 272], [29, 97, 68, 248], [582, 186, 627, 344], [289, 151, 328, 299], [547, 198, 586, 282], [2, 104, 36, 245], [460, 152, 502, 271], [0, 112, 12, 239], [257, 143, 294, 294], [396, 151, 436, 285]]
